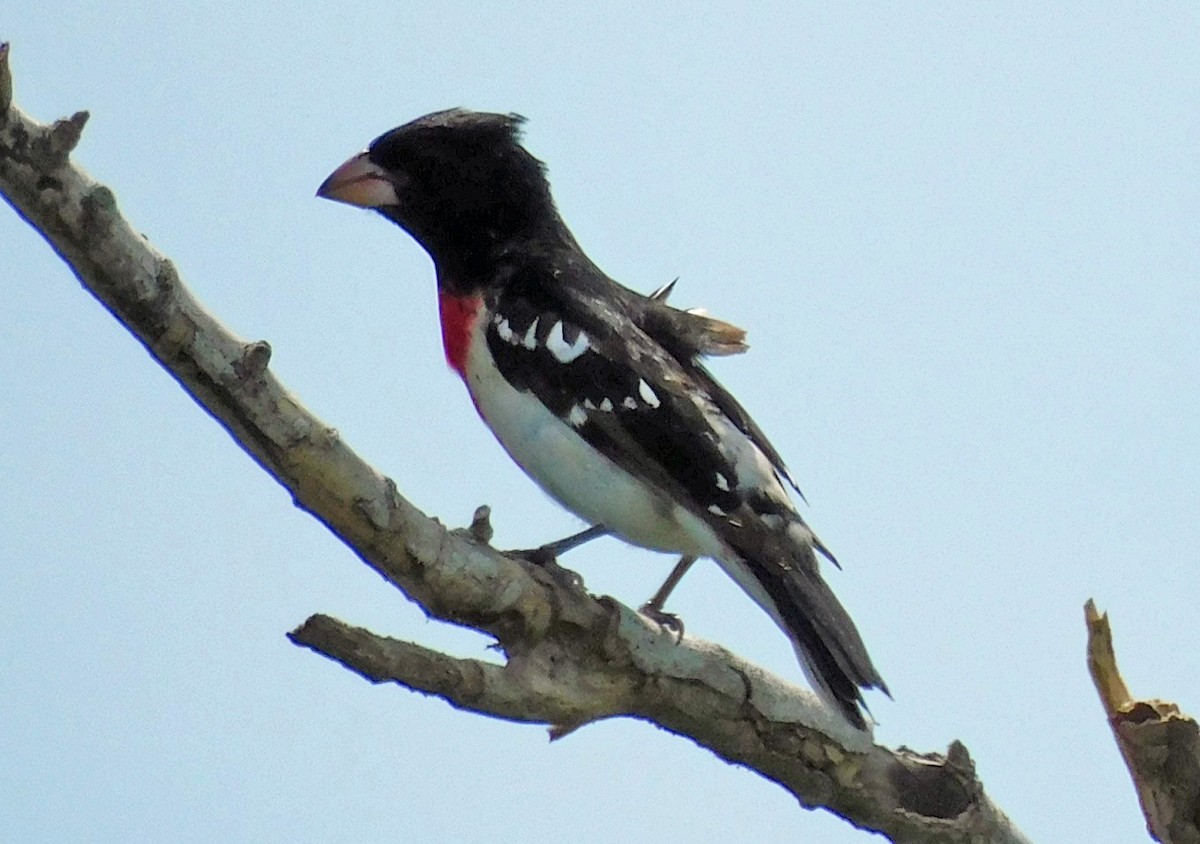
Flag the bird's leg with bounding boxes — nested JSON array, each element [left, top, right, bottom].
[[509, 523, 608, 565], [639, 555, 697, 641], [507, 524, 609, 591]]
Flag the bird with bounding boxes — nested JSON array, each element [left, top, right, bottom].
[[317, 109, 888, 729]]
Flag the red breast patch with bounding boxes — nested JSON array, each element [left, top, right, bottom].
[[437, 292, 483, 377]]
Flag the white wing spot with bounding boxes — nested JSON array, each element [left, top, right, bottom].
[[494, 316, 515, 343], [715, 472, 730, 492], [583, 398, 597, 410], [546, 321, 590, 363], [637, 379, 661, 408], [622, 396, 638, 410], [708, 504, 727, 516], [599, 398, 614, 412], [566, 404, 588, 428], [522, 317, 540, 350]]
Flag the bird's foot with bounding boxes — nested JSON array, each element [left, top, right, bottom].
[[637, 554, 696, 642], [639, 600, 685, 642], [508, 545, 586, 592], [505, 524, 607, 591]]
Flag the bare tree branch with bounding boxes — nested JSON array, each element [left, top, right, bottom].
[[1086, 600, 1200, 844], [1, 43, 1031, 843]]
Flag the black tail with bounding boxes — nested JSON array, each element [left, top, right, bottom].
[[736, 550, 888, 730]]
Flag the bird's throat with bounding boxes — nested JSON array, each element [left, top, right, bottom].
[[438, 292, 483, 377]]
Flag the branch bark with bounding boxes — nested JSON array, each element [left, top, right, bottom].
[[1086, 600, 1200, 844], [1, 43, 1030, 843]]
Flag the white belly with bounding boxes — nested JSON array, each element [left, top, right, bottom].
[[461, 326, 723, 558]]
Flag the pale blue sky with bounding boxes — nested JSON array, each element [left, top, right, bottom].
[[4, 4, 1199, 842]]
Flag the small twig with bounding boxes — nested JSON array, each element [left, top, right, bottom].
[[1, 42, 13, 116]]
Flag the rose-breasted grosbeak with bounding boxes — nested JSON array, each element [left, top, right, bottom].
[[317, 109, 887, 729]]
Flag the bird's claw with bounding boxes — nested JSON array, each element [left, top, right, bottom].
[[508, 546, 586, 591], [639, 601, 685, 642], [503, 524, 606, 592]]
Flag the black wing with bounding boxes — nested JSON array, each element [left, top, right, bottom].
[[609, 277, 805, 499], [483, 275, 745, 521]]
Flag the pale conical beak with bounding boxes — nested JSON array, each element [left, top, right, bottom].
[[316, 151, 401, 208]]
